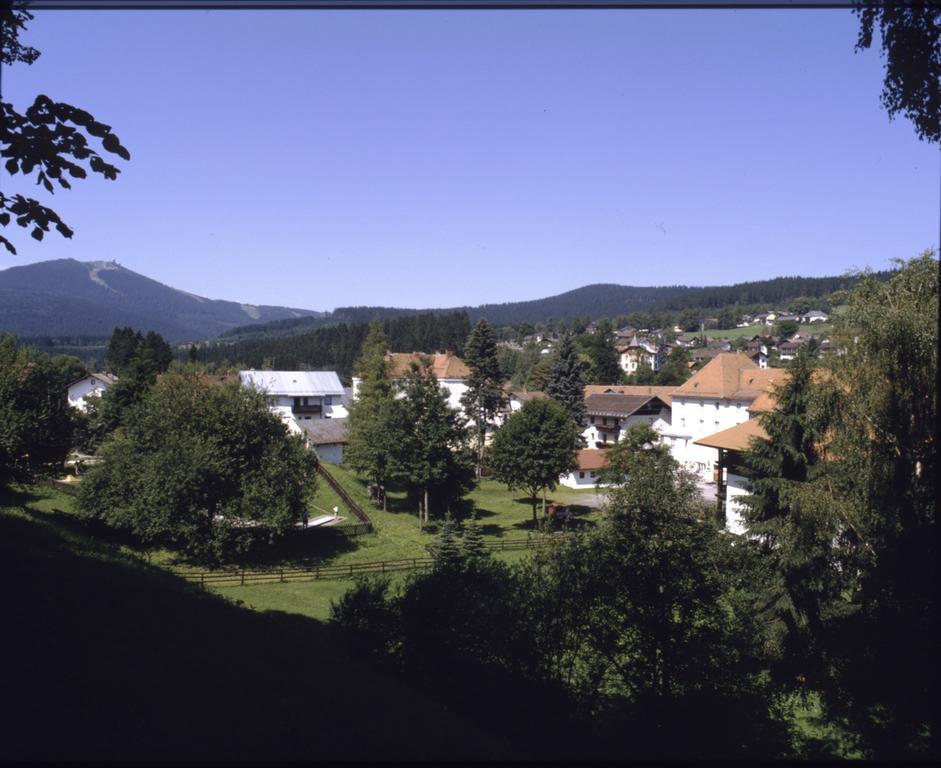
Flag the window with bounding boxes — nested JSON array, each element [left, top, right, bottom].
[[325, 395, 332, 405], [579, 471, 585, 479], [681, 418, 686, 428], [602, 417, 608, 425], [715, 421, 720, 430], [589, 471, 596, 478], [715, 401, 719, 409], [590, 416, 595, 424]]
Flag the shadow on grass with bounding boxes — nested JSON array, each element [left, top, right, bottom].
[[0, 504, 520, 761]]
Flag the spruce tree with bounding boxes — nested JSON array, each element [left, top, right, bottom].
[[545, 332, 586, 426], [429, 511, 464, 570], [345, 320, 402, 510], [586, 318, 622, 384], [461, 509, 488, 560], [460, 318, 507, 479], [740, 346, 836, 687]]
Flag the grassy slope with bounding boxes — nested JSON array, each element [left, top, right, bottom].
[[0, 485, 522, 760], [705, 322, 834, 340]]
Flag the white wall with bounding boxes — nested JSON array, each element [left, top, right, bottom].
[[724, 472, 750, 535], [67, 378, 111, 412], [352, 376, 468, 420], [668, 396, 751, 476], [582, 407, 672, 448], [560, 468, 602, 488]]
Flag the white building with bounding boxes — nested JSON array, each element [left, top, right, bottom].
[[667, 353, 786, 477], [299, 418, 349, 464], [560, 448, 612, 489], [617, 334, 663, 374], [240, 370, 346, 438], [67, 373, 117, 412], [581, 386, 673, 448]]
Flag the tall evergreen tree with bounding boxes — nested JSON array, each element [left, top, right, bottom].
[[740, 347, 837, 688], [462, 509, 488, 560], [545, 332, 586, 426], [429, 511, 464, 570], [460, 318, 507, 479], [344, 320, 401, 511], [586, 318, 622, 384], [398, 360, 476, 530]]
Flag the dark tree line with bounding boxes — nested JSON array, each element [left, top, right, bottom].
[[198, 311, 471, 381]]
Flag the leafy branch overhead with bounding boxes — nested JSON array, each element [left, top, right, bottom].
[[0, 5, 130, 254]]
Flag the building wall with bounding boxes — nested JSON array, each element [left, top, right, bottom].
[[582, 408, 672, 447], [67, 378, 111, 412], [669, 396, 751, 475], [313, 443, 344, 465], [560, 468, 602, 489], [724, 471, 750, 535], [352, 376, 468, 419]]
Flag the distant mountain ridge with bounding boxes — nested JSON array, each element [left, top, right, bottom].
[[0, 259, 324, 341]]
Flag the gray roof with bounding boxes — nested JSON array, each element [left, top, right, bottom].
[[67, 372, 117, 389], [298, 418, 349, 445], [239, 370, 344, 397]]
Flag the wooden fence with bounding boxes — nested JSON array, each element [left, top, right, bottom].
[[316, 465, 373, 529], [177, 533, 572, 588]]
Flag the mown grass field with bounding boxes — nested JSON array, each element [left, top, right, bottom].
[[704, 321, 834, 340]]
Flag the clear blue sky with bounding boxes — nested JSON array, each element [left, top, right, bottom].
[[2, 9, 938, 311]]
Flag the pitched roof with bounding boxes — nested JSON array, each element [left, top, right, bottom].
[[694, 418, 768, 452], [731, 368, 787, 401], [240, 370, 344, 396], [584, 393, 670, 417], [385, 352, 471, 379], [575, 448, 609, 471], [68, 372, 117, 389], [298, 418, 350, 445], [673, 352, 758, 399], [583, 384, 676, 408]]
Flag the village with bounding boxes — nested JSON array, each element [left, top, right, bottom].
[[65, 303, 835, 538]]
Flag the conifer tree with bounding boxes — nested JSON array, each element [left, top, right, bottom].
[[461, 509, 488, 560], [429, 511, 464, 570], [545, 332, 586, 426], [399, 360, 476, 529], [586, 318, 622, 384], [345, 320, 401, 510], [740, 346, 837, 686], [460, 318, 507, 479]]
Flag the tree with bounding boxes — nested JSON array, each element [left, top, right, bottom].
[[774, 319, 799, 339], [740, 347, 838, 689], [428, 511, 464, 570], [397, 360, 476, 530], [98, 327, 173, 432], [77, 372, 317, 564], [0, 4, 130, 254], [717, 307, 739, 330], [656, 346, 691, 386], [586, 317, 621, 385], [513, 431, 788, 756], [460, 319, 507, 479], [0, 334, 74, 485], [805, 252, 938, 757], [344, 320, 402, 510], [489, 397, 581, 524], [545, 332, 586, 426], [462, 509, 488, 560], [854, 3, 941, 143], [678, 309, 700, 333]]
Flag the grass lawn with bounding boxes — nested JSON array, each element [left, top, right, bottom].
[[705, 322, 834, 340]]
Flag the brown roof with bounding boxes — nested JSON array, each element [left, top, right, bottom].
[[386, 352, 471, 379], [583, 384, 676, 408], [584, 393, 670, 417], [731, 368, 788, 401], [575, 448, 609, 471], [694, 418, 768, 452], [673, 352, 758, 399]]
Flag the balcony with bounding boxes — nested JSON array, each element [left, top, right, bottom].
[[595, 423, 620, 434], [292, 404, 322, 416]]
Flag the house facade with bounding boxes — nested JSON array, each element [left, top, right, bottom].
[[667, 353, 786, 477], [582, 389, 672, 448], [240, 370, 346, 438], [351, 352, 471, 415], [560, 448, 611, 489], [617, 334, 664, 374], [67, 373, 117, 412], [299, 418, 349, 464]]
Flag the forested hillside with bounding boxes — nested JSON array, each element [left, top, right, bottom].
[[199, 311, 472, 380]]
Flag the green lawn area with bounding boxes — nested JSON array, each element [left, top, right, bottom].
[[705, 322, 834, 340]]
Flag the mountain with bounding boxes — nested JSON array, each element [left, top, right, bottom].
[[0, 259, 324, 341]]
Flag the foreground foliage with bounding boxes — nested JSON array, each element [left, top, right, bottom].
[[78, 372, 317, 564]]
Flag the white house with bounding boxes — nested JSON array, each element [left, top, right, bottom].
[[803, 310, 829, 323], [667, 353, 786, 477], [67, 373, 117, 412], [240, 370, 346, 439], [581, 386, 673, 448], [351, 352, 471, 415], [617, 334, 663, 374], [299, 418, 349, 464], [560, 448, 611, 489]]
